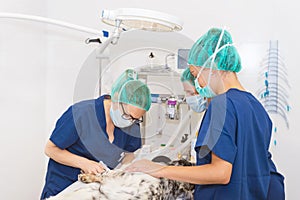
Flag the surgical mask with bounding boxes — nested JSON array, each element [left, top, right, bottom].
[[185, 95, 207, 113], [110, 106, 133, 128], [194, 77, 216, 98]]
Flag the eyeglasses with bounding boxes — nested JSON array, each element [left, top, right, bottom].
[[120, 103, 143, 124]]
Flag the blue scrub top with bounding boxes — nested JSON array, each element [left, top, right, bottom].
[[41, 95, 142, 199], [194, 89, 284, 200]]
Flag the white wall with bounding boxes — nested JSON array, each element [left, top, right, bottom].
[[0, 0, 46, 199], [0, 0, 299, 199]]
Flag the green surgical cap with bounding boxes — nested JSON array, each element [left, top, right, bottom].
[[187, 28, 242, 72], [180, 68, 195, 86], [111, 69, 151, 111]]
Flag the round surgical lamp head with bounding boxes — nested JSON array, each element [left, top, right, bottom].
[[101, 8, 183, 32]]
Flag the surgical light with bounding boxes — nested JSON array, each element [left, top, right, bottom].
[[101, 8, 183, 32]]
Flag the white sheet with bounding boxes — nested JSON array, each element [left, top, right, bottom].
[[47, 181, 100, 200]]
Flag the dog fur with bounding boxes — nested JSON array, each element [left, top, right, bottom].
[[48, 159, 194, 200]]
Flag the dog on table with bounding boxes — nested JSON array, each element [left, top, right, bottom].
[[47, 159, 194, 200], [48, 159, 194, 200], [81, 159, 194, 199]]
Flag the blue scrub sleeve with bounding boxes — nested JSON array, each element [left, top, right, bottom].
[[196, 96, 237, 164], [50, 106, 79, 149]]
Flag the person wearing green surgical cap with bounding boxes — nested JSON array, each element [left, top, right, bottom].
[[180, 68, 207, 113], [188, 27, 242, 98], [41, 69, 151, 199], [126, 28, 285, 200], [110, 69, 151, 128]]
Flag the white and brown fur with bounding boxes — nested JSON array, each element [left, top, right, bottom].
[[48, 159, 194, 200]]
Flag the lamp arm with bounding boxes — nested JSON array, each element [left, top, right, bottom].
[[0, 12, 103, 36]]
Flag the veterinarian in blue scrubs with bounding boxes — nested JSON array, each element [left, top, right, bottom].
[[41, 69, 151, 199], [127, 28, 285, 200]]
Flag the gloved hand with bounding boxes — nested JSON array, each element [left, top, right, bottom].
[[125, 159, 166, 178], [80, 159, 106, 175]]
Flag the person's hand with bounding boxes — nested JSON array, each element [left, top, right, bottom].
[[125, 159, 166, 178], [79, 159, 105, 174]]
